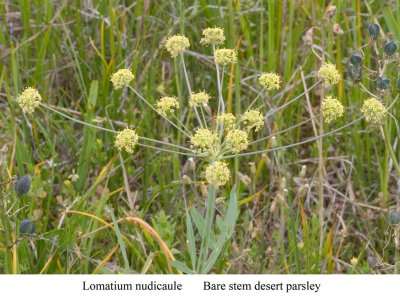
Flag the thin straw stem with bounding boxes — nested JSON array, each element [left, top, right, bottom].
[[265, 81, 321, 119], [199, 106, 208, 128], [171, 112, 192, 135], [181, 54, 204, 128], [41, 102, 193, 152], [221, 117, 363, 159], [359, 83, 379, 98], [130, 87, 192, 138], [136, 142, 199, 157], [246, 89, 264, 112], [248, 114, 321, 146], [41, 103, 116, 133]]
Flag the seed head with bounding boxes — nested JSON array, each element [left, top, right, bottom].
[[190, 128, 218, 153], [217, 112, 236, 130], [349, 53, 363, 66], [17, 87, 42, 114], [165, 35, 190, 58], [110, 69, 135, 89], [259, 72, 281, 90], [347, 64, 362, 83], [361, 97, 386, 126], [383, 40, 397, 56], [368, 24, 380, 40], [376, 76, 390, 91], [205, 161, 230, 186], [15, 176, 32, 196], [200, 27, 226, 46], [242, 109, 264, 131], [318, 62, 341, 85], [115, 128, 139, 154], [189, 91, 211, 107], [155, 96, 179, 116], [388, 210, 400, 225], [19, 219, 36, 235], [214, 48, 238, 65], [225, 129, 249, 154], [321, 95, 344, 123]]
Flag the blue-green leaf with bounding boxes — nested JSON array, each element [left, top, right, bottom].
[[172, 260, 194, 274], [185, 206, 197, 269]]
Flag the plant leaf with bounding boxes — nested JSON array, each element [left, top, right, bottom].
[[202, 232, 229, 274], [190, 208, 216, 249], [225, 184, 238, 235], [172, 260, 194, 274], [185, 206, 197, 269]]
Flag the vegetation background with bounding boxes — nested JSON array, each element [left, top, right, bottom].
[[1, 0, 400, 274]]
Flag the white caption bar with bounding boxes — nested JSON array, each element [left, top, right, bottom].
[[0, 275, 398, 296]]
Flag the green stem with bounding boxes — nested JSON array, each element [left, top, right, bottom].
[[1, 191, 12, 273], [199, 106, 208, 129], [171, 112, 192, 135], [41, 103, 194, 153], [248, 114, 320, 146], [41, 103, 115, 133], [381, 126, 400, 177], [265, 81, 321, 118], [130, 87, 192, 138], [181, 54, 204, 128], [396, 243, 399, 274], [222, 117, 364, 159]]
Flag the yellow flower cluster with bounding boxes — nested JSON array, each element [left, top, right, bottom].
[[259, 72, 281, 91], [217, 112, 236, 129], [17, 87, 42, 114], [205, 161, 230, 186], [114, 128, 139, 154], [361, 97, 386, 126], [110, 69, 135, 89], [189, 91, 211, 107], [225, 129, 249, 154], [165, 35, 190, 58], [190, 128, 218, 153], [155, 96, 179, 116], [214, 48, 238, 65], [317, 63, 341, 85], [200, 27, 226, 46], [321, 95, 344, 123], [350, 257, 358, 266], [242, 109, 264, 131]]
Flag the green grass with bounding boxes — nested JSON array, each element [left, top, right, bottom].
[[1, 0, 400, 274]]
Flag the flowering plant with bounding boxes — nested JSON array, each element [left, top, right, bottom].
[[14, 21, 398, 273]]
